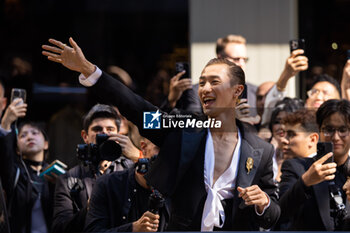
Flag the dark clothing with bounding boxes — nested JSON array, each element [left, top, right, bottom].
[[0, 130, 54, 233], [84, 168, 169, 232], [279, 157, 350, 231], [87, 71, 280, 231], [52, 157, 133, 233]]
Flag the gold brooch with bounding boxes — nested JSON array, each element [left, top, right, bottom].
[[246, 157, 254, 174]]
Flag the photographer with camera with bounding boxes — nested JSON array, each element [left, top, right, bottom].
[[85, 137, 170, 232], [52, 104, 138, 233], [279, 99, 350, 230]]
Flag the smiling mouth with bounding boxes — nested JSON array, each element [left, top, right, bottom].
[[203, 97, 215, 107]]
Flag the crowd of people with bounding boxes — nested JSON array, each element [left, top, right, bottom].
[[0, 33, 350, 232]]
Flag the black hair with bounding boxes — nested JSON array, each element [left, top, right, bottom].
[[204, 58, 245, 85], [310, 74, 341, 97], [83, 104, 121, 132], [269, 97, 304, 132], [316, 99, 350, 128], [18, 121, 48, 141]]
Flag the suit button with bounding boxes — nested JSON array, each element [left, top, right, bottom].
[[128, 198, 131, 202], [122, 216, 126, 220], [133, 189, 137, 193]]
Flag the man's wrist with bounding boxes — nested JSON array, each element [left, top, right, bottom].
[[81, 61, 96, 78]]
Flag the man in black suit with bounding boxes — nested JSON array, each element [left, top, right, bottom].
[[42, 37, 280, 231], [279, 99, 350, 231]]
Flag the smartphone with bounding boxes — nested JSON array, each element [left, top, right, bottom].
[[347, 49, 350, 60], [289, 39, 305, 53], [10, 88, 26, 104], [175, 62, 190, 80], [315, 142, 334, 164], [40, 160, 67, 178]]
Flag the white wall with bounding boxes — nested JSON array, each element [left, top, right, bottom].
[[190, 0, 298, 97]]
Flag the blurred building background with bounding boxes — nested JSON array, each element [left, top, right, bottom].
[[0, 0, 349, 163]]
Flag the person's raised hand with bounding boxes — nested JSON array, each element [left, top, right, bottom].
[[168, 71, 192, 108], [302, 152, 336, 187], [1, 98, 27, 130], [132, 211, 160, 232], [284, 49, 308, 77], [42, 37, 95, 77]]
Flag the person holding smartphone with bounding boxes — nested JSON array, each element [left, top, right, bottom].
[[278, 99, 350, 230], [0, 119, 55, 233]]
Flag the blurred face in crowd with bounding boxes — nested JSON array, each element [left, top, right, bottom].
[[256, 82, 275, 116], [17, 124, 48, 160], [271, 111, 287, 149], [305, 81, 340, 109], [81, 118, 118, 144], [281, 123, 318, 159], [198, 64, 241, 118], [320, 112, 350, 163], [223, 42, 248, 71], [0, 84, 7, 117]]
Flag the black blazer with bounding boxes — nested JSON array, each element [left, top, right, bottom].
[[88, 71, 280, 230], [279, 158, 350, 231]]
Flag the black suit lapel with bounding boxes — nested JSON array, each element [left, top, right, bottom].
[[235, 138, 263, 210], [174, 129, 207, 189], [313, 181, 333, 230]]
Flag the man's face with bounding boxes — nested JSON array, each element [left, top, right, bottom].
[[305, 81, 340, 109], [82, 118, 118, 144], [320, 112, 350, 160], [281, 123, 316, 158], [198, 64, 240, 117], [17, 125, 48, 157], [223, 43, 248, 71], [256, 82, 275, 116]]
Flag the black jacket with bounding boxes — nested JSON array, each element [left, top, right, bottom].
[[0, 130, 54, 233], [85, 168, 170, 232], [279, 157, 350, 230], [52, 158, 133, 233], [87, 71, 280, 231]]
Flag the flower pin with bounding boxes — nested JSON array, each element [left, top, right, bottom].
[[246, 157, 254, 174]]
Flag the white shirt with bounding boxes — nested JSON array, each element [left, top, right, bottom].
[[201, 129, 241, 231]]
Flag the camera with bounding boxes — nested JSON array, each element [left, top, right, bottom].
[[76, 134, 122, 165]]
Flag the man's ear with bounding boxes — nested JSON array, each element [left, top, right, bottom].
[[309, 132, 319, 148], [81, 130, 89, 144], [234, 84, 244, 97], [140, 141, 147, 156]]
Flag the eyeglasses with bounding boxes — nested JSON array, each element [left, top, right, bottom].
[[224, 56, 249, 63], [321, 126, 350, 137], [307, 89, 330, 98]]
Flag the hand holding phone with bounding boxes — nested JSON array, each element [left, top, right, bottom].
[[315, 142, 334, 164]]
